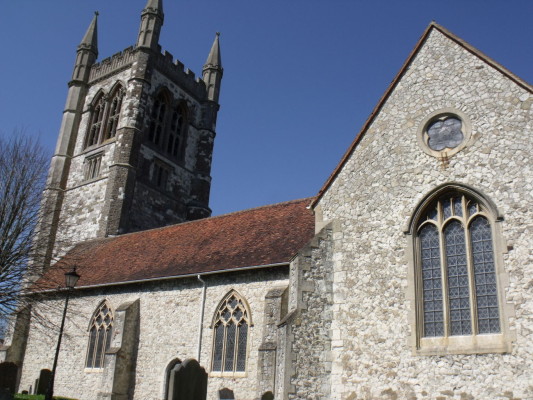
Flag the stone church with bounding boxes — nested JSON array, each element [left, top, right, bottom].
[[1, 0, 532, 399]]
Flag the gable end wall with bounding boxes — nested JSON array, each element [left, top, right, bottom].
[[313, 29, 532, 399]]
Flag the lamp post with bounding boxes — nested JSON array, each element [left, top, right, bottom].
[[45, 267, 80, 400]]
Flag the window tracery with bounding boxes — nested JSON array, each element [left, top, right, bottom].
[[86, 301, 114, 369], [86, 94, 106, 148], [211, 291, 250, 374], [105, 86, 125, 140], [417, 192, 500, 339], [167, 105, 187, 158], [149, 93, 167, 146], [84, 83, 125, 149], [147, 90, 188, 161]]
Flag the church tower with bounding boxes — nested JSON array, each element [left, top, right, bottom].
[[35, 0, 222, 267]]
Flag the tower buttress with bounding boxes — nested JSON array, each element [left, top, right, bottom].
[[32, 13, 99, 272], [136, 0, 164, 51]]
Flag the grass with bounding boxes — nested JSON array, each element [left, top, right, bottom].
[[15, 395, 77, 400]]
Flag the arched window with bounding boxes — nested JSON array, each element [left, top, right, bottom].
[[104, 85, 125, 140], [166, 104, 187, 158], [149, 93, 168, 146], [84, 84, 125, 149], [85, 93, 106, 148], [417, 193, 500, 338], [86, 301, 114, 369], [211, 291, 250, 374]]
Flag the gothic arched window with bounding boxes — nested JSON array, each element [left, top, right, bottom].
[[211, 291, 250, 374], [149, 92, 168, 146], [167, 104, 187, 158], [85, 93, 106, 148], [85, 301, 114, 369], [410, 186, 512, 354], [104, 85, 125, 140]]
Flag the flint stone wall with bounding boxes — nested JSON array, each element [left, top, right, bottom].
[[280, 224, 335, 400], [16, 268, 288, 400], [311, 29, 532, 399]]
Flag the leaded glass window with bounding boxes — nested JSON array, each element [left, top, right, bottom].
[[417, 193, 500, 338], [211, 292, 250, 373], [419, 224, 443, 337], [470, 217, 500, 333], [426, 115, 464, 151], [85, 301, 114, 369]]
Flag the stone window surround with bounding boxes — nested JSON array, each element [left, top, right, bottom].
[[83, 82, 126, 150], [85, 299, 114, 370], [209, 290, 253, 378], [417, 108, 473, 159], [146, 87, 190, 162], [83, 151, 104, 182], [405, 183, 515, 355], [150, 157, 173, 192]]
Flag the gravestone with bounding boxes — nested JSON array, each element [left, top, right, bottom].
[[168, 359, 207, 400], [261, 391, 274, 400], [0, 387, 14, 400], [219, 388, 234, 400], [0, 362, 17, 395], [36, 369, 52, 395]]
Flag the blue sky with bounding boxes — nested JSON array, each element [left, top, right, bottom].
[[1, 1, 531, 216]]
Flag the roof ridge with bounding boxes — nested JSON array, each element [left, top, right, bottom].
[[71, 197, 315, 246], [201, 196, 314, 221]]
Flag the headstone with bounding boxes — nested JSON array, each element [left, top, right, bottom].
[[0, 362, 17, 395], [170, 359, 207, 400], [0, 388, 14, 400], [37, 369, 52, 395], [261, 391, 274, 400], [219, 388, 234, 400]]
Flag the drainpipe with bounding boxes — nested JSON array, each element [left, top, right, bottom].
[[197, 275, 207, 362]]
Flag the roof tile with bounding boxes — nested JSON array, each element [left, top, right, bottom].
[[38, 198, 315, 289]]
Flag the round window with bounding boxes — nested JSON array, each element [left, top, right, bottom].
[[426, 115, 463, 151], [418, 109, 472, 158]]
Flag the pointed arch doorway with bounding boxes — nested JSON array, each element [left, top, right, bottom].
[[165, 359, 207, 400]]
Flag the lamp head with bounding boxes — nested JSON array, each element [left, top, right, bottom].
[[65, 267, 80, 289]]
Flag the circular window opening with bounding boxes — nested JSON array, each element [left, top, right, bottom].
[[426, 115, 463, 151], [418, 110, 472, 158]]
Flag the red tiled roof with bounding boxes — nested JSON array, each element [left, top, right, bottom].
[[38, 198, 315, 289]]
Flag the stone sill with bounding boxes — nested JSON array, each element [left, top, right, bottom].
[[209, 371, 247, 378], [415, 333, 512, 355]]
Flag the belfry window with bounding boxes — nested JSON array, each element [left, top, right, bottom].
[[417, 193, 500, 338], [146, 90, 188, 161], [104, 86, 125, 140], [84, 84, 125, 149], [86, 94, 106, 148], [86, 301, 114, 369], [211, 291, 250, 374], [167, 105, 187, 158], [149, 93, 167, 146]]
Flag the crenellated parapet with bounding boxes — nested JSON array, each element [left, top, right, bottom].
[[152, 50, 207, 100], [89, 46, 137, 83]]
